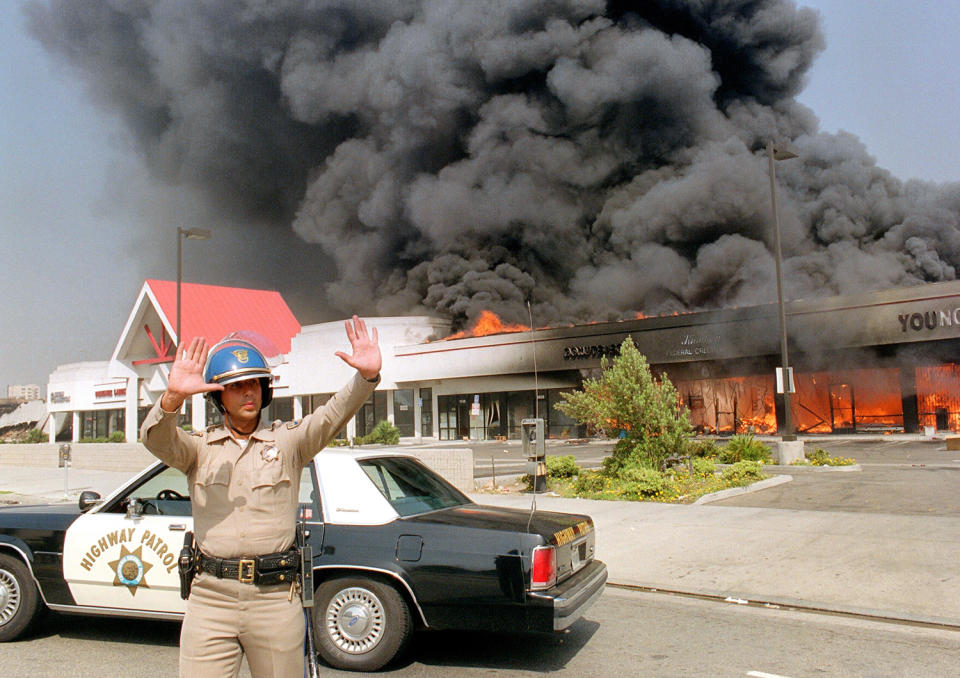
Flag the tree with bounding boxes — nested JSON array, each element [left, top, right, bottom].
[[555, 337, 692, 472]]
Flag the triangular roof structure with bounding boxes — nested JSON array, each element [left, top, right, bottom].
[[111, 280, 301, 368]]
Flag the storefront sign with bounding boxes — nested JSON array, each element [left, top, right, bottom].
[[562, 344, 620, 361], [898, 309, 960, 332], [50, 391, 71, 404], [95, 388, 127, 399]]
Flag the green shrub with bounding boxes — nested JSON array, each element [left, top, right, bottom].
[[25, 428, 47, 443], [556, 337, 693, 473], [691, 456, 717, 477], [356, 420, 400, 445], [546, 455, 579, 478], [620, 466, 666, 496], [685, 439, 719, 458], [574, 469, 606, 494], [804, 447, 855, 466], [109, 431, 126, 443], [721, 460, 765, 483], [718, 434, 771, 463]]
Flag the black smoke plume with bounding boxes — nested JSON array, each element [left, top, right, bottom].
[[25, 0, 960, 331]]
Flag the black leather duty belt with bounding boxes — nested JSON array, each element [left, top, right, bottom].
[[198, 549, 299, 586]]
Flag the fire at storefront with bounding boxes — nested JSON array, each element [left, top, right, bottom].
[[396, 280, 960, 438]]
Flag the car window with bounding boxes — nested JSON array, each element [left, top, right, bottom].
[[358, 457, 470, 517], [299, 466, 319, 521], [107, 465, 191, 516]]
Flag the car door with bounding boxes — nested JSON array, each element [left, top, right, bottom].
[[62, 465, 191, 614]]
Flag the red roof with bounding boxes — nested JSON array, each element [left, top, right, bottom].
[[146, 279, 301, 354]]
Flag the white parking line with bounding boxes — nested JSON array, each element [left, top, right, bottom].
[[747, 671, 793, 678]]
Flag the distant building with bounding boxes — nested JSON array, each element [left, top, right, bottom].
[[7, 384, 41, 401]]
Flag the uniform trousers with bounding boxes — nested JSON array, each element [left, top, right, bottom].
[[179, 571, 304, 678]]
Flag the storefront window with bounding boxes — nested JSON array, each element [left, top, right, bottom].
[[270, 396, 294, 423], [357, 391, 387, 438], [548, 389, 582, 438], [393, 389, 415, 437], [80, 408, 125, 440]]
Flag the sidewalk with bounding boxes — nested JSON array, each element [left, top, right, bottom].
[[469, 492, 960, 628], [0, 466, 130, 505]]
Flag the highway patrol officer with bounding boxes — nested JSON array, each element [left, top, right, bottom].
[[140, 316, 381, 677]]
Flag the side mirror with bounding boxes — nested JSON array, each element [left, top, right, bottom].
[[78, 491, 102, 512]]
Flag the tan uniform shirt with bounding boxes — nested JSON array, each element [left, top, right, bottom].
[[140, 372, 376, 559]]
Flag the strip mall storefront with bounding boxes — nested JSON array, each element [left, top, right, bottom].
[[47, 280, 960, 442]]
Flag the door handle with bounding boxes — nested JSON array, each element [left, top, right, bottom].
[[169, 523, 187, 531]]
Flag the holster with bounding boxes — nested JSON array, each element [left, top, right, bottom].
[[178, 531, 196, 600]]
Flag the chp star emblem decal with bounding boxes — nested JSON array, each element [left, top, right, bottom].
[[108, 544, 153, 596]]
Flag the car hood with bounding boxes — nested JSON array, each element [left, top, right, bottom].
[[0, 502, 80, 530], [405, 503, 594, 544]]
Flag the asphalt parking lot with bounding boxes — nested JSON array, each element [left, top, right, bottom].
[[711, 437, 960, 516]]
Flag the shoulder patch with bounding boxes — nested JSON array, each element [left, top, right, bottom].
[[190, 429, 204, 437], [286, 420, 302, 430]]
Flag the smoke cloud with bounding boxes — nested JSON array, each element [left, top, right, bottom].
[[25, 0, 960, 331]]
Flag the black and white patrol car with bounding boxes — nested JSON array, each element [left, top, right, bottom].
[[0, 449, 606, 671]]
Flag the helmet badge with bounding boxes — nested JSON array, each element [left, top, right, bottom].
[[232, 349, 249, 364]]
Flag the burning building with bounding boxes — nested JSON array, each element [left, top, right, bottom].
[[43, 279, 960, 443]]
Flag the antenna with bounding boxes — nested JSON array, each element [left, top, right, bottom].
[[525, 300, 542, 532], [528, 300, 540, 419]]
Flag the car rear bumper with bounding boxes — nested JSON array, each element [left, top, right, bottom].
[[528, 559, 607, 631]]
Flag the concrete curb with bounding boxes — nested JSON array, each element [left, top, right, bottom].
[[604, 581, 960, 630], [694, 474, 793, 504]]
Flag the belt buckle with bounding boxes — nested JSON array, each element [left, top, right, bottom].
[[238, 559, 255, 584]]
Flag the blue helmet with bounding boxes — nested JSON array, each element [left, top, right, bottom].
[[203, 338, 273, 412]]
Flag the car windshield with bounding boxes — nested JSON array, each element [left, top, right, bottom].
[[358, 457, 471, 517]]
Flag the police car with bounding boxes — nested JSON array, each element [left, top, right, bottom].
[[0, 449, 606, 671]]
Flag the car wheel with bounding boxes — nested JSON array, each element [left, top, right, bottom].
[[313, 576, 412, 671], [0, 553, 43, 642]]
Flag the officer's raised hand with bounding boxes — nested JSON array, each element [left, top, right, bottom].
[[162, 337, 223, 411], [335, 315, 381, 380]]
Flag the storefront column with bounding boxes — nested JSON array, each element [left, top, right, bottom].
[[47, 413, 56, 443], [293, 396, 304, 420], [346, 416, 357, 443], [72, 411, 80, 443], [899, 367, 920, 433], [432, 391, 440, 438], [413, 392, 422, 441], [125, 377, 139, 443], [191, 393, 206, 431]]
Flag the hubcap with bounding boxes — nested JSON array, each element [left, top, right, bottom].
[[325, 586, 385, 654], [0, 568, 21, 626]]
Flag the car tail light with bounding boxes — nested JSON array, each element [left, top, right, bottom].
[[530, 545, 556, 590]]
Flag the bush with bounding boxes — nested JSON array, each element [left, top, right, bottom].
[[685, 439, 719, 458], [355, 420, 400, 445], [691, 457, 717, 477], [718, 434, 771, 464], [620, 466, 666, 497], [803, 448, 856, 466], [109, 431, 126, 443], [574, 469, 606, 494], [546, 455, 579, 478], [556, 337, 693, 473], [25, 428, 47, 443], [721, 460, 765, 483]]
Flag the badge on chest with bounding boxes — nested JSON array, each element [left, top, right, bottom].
[[260, 444, 280, 462]]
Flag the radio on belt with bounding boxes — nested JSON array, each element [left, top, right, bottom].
[[521, 418, 546, 492]]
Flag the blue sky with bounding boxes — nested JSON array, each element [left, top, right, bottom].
[[1, 0, 959, 393]]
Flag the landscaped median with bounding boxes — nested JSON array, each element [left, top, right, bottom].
[[511, 435, 856, 505]]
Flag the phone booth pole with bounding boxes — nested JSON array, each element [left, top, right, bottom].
[[521, 418, 545, 492]]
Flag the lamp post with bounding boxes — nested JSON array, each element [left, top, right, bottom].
[[766, 141, 797, 441], [176, 227, 212, 350]]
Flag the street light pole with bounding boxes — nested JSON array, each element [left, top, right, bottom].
[[176, 227, 212, 351], [767, 141, 797, 441]]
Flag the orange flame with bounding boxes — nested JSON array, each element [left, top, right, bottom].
[[444, 310, 530, 340]]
